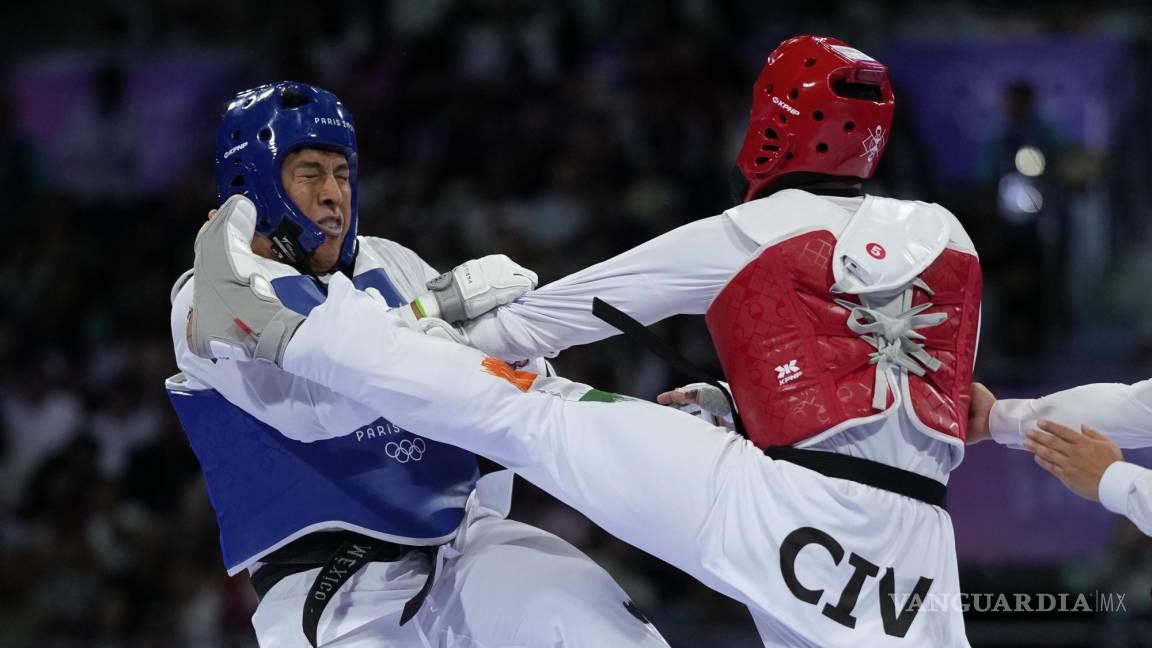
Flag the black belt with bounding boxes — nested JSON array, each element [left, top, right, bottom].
[[249, 531, 439, 647], [764, 446, 948, 509], [592, 297, 747, 438]]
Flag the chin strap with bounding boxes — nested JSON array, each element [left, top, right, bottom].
[[266, 219, 359, 278], [266, 216, 311, 272]]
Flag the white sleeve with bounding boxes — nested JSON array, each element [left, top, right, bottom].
[[1098, 461, 1152, 536], [462, 214, 758, 361], [171, 274, 384, 442], [989, 379, 1152, 449]]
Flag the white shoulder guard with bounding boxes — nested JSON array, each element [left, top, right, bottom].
[[831, 196, 951, 296], [350, 236, 433, 301], [351, 235, 391, 268]]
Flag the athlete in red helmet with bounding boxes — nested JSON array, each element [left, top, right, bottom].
[[188, 36, 976, 646], [736, 35, 896, 201]]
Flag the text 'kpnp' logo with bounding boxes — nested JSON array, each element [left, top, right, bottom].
[[776, 359, 803, 385], [222, 141, 248, 159], [772, 95, 800, 116]]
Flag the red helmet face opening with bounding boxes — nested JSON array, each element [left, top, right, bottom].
[[736, 35, 895, 202]]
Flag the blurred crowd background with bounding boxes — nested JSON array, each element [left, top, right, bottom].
[[2, 0, 1152, 646]]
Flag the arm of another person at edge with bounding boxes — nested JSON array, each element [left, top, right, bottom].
[[460, 213, 760, 361], [988, 378, 1152, 450], [1098, 458, 1152, 536], [1026, 420, 1152, 536]]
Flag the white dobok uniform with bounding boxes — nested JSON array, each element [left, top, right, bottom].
[[991, 379, 1152, 535], [168, 236, 669, 647], [266, 191, 980, 647]]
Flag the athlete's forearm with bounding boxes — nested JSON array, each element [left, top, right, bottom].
[[462, 214, 758, 360]]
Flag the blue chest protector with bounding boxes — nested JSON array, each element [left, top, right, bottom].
[[167, 269, 479, 573]]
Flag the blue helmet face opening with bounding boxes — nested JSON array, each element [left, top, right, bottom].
[[215, 82, 359, 272]]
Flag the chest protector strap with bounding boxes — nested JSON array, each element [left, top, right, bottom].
[[830, 197, 953, 410]]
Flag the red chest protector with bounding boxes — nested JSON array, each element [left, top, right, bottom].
[[705, 229, 982, 449]]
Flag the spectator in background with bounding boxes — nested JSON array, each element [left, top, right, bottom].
[[0, 72, 42, 206], [979, 80, 1071, 362], [982, 81, 1067, 185], [54, 61, 144, 204]]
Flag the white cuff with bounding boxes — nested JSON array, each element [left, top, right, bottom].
[[1098, 461, 1143, 516], [989, 399, 1028, 447]]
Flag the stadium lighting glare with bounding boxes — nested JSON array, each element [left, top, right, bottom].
[[1014, 146, 1046, 177]]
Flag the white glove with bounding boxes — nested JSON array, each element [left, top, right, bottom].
[[414, 255, 538, 323]]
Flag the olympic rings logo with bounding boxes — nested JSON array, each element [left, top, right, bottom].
[[385, 438, 427, 463]]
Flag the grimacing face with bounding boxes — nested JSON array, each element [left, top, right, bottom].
[[280, 148, 352, 273]]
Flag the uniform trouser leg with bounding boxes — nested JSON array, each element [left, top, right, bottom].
[[283, 275, 970, 647], [421, 485, 669, 648], [283, 275, 748, 598]]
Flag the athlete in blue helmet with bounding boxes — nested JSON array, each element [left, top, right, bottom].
[[166, 82, 669, 647], [214, 83, 360, 274]]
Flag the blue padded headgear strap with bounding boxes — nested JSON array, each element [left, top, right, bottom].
[[216, 82, 358, 272]]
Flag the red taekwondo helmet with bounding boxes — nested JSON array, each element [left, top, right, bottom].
[[735, 35, 895, 202]]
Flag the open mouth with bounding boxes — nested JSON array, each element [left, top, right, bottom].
[[316, 215, 343, 237]]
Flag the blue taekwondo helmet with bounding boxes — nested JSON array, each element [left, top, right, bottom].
[[216, 81, 358, 272]]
